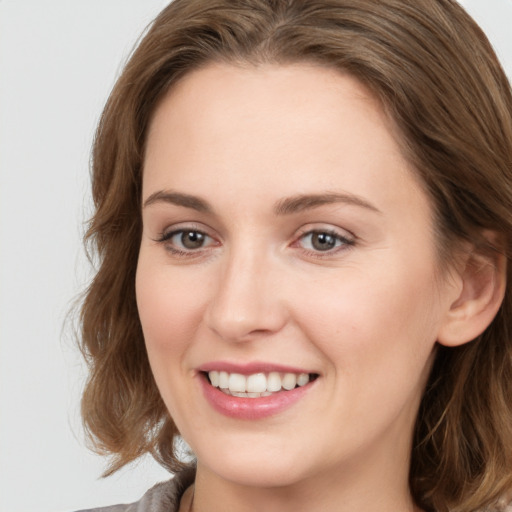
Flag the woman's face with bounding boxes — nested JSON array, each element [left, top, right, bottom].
[[136, 63, 460, 489]]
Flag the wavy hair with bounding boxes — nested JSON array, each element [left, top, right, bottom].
[[79, 1, 512, 510]]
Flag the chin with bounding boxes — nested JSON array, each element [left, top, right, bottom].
[[189, 432, 322, 489], [204, 456, 313, 489]]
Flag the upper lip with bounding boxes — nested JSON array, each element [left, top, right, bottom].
[[196, 361, 318, 375]]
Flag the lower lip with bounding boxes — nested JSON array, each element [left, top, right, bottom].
[[199, 373, 316, 420]]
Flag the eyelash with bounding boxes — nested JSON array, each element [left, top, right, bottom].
[[154, 227, 217, 257], [294, 229, 355, 258], [154, 227, 355, 259]]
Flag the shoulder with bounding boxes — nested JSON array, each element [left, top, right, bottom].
[[498, 499, 512, 511], [482, 496, 512, 512], [74, 468, 196, 512]]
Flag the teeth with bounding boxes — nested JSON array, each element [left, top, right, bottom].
[[297, 373, 309, 386], [228, 373, 246, 392], [219, 371, 229, 389], [247, 373, 267, 393], [207, 370, 313, 396], [282, 373, 297, 390], [209, 371, 220, 387], [267, 372, 282, 392]]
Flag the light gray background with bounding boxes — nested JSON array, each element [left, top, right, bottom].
[[1, 1, 511, 511]]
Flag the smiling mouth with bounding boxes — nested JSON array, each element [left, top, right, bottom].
[[204, 371, 319, 398]]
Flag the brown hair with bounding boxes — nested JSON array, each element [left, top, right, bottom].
[[79, 1, 512, 510]]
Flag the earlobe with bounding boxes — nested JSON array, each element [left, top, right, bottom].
[[437, 245, 507, 347]]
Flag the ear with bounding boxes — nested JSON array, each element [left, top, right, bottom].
[[437, 240, 507, 347]]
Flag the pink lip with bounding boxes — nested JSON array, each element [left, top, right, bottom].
[[197, 361, 313, 375], [197, 372, 317, 420]]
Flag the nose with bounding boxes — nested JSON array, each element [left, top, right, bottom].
[[204, 246, 288, 343]]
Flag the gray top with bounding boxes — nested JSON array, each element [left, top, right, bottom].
[[75, 468, 195, 512]]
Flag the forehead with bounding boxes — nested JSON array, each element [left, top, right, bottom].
[[146, 62, 392, 163], [143, 62, 428, 220]]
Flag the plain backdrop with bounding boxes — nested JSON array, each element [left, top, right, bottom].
[[1, 1, 511, 511]]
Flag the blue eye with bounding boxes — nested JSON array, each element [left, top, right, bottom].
[[299, 230, 353, 252]]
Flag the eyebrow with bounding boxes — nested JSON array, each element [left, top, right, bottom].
[[143, 190, 212, 212], [142, 189, 381, 215], [273, 192, 381, 215]]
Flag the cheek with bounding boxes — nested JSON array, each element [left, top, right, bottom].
[[135, 258, 207, 353], [135, 256, 209, 422], [294, 262, 442, 381]]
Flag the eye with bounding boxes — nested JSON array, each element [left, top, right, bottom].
[[297, 230, 354, 253], [173, 230, 208, 250], [156, 228, 217, 254]]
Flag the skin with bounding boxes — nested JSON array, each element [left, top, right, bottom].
[[136, 62, 466, 512]]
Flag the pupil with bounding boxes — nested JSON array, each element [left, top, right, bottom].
[[312, 232, 336, 251], [181, 231, 204, 249]]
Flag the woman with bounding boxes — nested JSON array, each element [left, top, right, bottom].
[[78, 0, 512, 511]]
